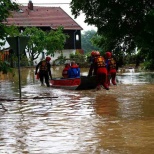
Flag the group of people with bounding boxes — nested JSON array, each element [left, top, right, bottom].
[[62, 61, 80, 78], [88, 51, 117, 90], [35, 50, 117, 90], [35, 58, 80, 87]]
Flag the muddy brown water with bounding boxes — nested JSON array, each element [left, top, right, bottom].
[[0, 67, 154, 154]]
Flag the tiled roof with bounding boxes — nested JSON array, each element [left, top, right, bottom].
[[6, 6, 83, 30]]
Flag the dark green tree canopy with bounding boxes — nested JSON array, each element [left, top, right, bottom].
[[70, 0, 154, 53], [0, 0, 18, 45], [0, 0, 18, 22]]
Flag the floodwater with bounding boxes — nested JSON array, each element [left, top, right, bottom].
[[0, 67, 154, 154]]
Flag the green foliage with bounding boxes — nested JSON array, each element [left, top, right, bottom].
[[21, 27, 46, 63], [5, 25, 20, 37], [0, 60, 13, 74], [81, 30, 100, 53], [0, 0, 18, 45], [14, 26, 69, 64], [45, 27, 69, 56], [69, 52, 90, 67], [144, 59, 154, 70], [0, 0, 18, 73], [70, 0, 154, 69], [53, 53, 67, 65], [70, 52, 86, 63], [10, 54, 30, 67], [71, 0, 153, 50], [57, 52, 66, 60], [53, 52, 86, 66]]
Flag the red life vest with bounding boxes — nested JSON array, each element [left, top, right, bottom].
[[62, 64, 70, 78], [71, 63, 79, 68]]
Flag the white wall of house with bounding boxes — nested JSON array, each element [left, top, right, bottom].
[[1, 39, 76, 65], [33, 49, 76, 65]]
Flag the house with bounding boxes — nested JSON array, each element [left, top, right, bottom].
[[4, 0, 83, 64]]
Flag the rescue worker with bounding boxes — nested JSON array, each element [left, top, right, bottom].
[[105, 51, 117, 85], [62, 62, 70, 78], [68, 61, 80, 78], [94, 51, 109, 90], [87, 51, 97, 77], [35, 56, 52, 87]]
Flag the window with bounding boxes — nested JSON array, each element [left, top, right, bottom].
[[76, 34, 79, 41]]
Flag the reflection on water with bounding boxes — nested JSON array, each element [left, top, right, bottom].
[[117, 68, 154, 85], [0, 68, 154, 154]]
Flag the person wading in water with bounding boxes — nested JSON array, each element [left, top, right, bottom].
[[35, 56, 52, 87]]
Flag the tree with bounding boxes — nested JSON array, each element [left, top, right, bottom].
[[19, 27, 68, 65], [0, 0, 18, 46], [0, 0, 18, 74], [45, 27, 68, 56], [70, 0, 154, 68], [81, 30, 101, 53], [20, 27, 46, 64]]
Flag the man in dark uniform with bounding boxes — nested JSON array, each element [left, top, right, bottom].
[[35, 56, 52, 87]]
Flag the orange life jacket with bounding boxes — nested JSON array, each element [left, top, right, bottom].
[[109, 58, 116, 69], [39, 60, 48, 71], [94, 56, 106, 68]]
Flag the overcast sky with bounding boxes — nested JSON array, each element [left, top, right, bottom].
[[12, 0, 97, 32]]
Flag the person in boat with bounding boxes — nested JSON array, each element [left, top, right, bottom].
[[105, 51, 117, 86], [93, 51, 109, 90], [68, 61, 80, 78], [35, 56, 52, 87], [87, 51, 97, 77], [62, 62, 70, 78]]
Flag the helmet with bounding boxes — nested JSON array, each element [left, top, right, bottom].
[[105, 52, 112, 58], [46, 56, 51, 61], [65, 63, 70, 67], [95, 51, 100, 56], [91, 51, 96, 57]]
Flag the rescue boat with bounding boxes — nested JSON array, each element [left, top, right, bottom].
[[50, 75, 97, 90]]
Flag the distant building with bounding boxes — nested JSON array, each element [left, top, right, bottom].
[[3, 0, 83, 64]]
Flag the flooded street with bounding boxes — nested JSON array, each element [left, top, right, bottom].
[[0, 67, 154, 154]]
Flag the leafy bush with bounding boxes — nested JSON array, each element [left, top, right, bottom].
[[144, 60, 154, 70], [0, 61, 13, 74]]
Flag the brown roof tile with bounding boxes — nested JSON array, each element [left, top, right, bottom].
[[6, 6, 83, 30]]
